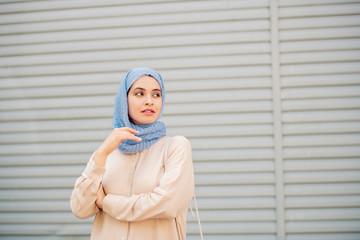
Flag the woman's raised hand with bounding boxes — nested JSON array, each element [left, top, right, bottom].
[[93, 127, 141, 166]]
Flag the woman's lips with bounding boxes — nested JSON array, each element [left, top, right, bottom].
[[141, 109, 155, 115]]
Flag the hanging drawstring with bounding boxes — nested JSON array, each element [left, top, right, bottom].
[[175, 217, 182, 240], [189, 194, 203, 240]]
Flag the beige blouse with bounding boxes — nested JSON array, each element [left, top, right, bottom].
[[70, 136, 195, 240]]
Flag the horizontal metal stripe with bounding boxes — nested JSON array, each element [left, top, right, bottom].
[[0, 9, 270, 35], [0, 177, 77, 189], [279, 3, 360, 18], [0, 36, 270, 57], [0, 43, 271, 66], [286, 208, 360, 221], [283, 122, 360, 135], [0, 223, 92, 236], [196, 185, 275, 198], [285, 183, 360, 196], [286, 221, 360, 233], [0, 0, 163, 14], [0, 189, 72, 201], [282, 73, 360, 88], [286, 195, 360, 208], [195, 173, 275, 185], [280, 27, 360, 41], [194, 209, 276, 222], [0, 66, 271, 88], [286, 233, 360, 240], [0, 200, 70, 212], [282, 98, 360, 111], [0, 20, 270, 46], [194, 160, 274, 173], [280, 15, 360, 30], [283, 146, 360, 159], [283, 134, 360, 147], [196, 197, 276, 209], [167, 89, 272, 103], [281, 50, 360, 64], [187, 234, 277, 240], [190, 136, 273, 149], [285, 170, 360, 183], [0, 142, 99, 155], [0, 32, 270, 53], [0, 154, 90, 166], [281, 62, 360, 76], [281, 39, 360, 53], [0, 119, 111, 133], [0, 62, 272, 78], [169, 124, 273, 138], [279, 0, 359, 7], [194, 148, 274, 161], [0, 84, 117, 100], [282, 86, 360, 99], [284, 158, 360, 171], [0, 236, 90, 240], [282, 110, 360, 123], [0, 166, 84, 178], [0, 0, 269, 15], [0, 107, 114, 122], [188, 222, 276, 234]]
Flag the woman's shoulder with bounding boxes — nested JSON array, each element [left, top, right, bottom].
[[164, 135, 191, 149]]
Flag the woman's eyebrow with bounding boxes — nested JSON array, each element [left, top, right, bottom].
[[133, 87, 145, 91], [132, 87, 161, 92]]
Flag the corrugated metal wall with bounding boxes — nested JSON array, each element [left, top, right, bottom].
[[0, 0, 359, 239], [279, 1, 360, 239]]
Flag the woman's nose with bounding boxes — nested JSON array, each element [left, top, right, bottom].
[[144, 95, 153, 105]]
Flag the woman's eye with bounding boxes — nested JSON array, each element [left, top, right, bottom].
[[135, 92, 143, 96], [153, 93, 161, 97]]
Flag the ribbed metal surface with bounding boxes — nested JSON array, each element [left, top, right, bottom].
[[0, 0, 359, 239], [279, 0, 360, 239]]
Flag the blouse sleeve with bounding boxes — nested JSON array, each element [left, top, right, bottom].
[[70, 154, 106, 219], [102, 136, 195, 222]]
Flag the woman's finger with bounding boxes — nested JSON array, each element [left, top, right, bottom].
[[115, 127, 139, 134], [126, 134, 142, 142]]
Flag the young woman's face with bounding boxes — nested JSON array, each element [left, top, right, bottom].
[[127, 75, 162, 125]]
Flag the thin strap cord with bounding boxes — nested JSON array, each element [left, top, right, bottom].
[[175, 217, 182, 240], [193, 194, 204, 240], [189, 202, 195, 217]]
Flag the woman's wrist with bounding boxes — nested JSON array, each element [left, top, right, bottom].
[[93, 150, 108, 167]]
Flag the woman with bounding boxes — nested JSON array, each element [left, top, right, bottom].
[[70, 67, 196, 240]]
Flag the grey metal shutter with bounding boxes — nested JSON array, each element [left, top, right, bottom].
[[279, 0, 360, 239], [0, 0, 359, 239], [0, 1, 274, 239]]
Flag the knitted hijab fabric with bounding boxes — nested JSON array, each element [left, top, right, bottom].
[[112, 67, 166, 154]]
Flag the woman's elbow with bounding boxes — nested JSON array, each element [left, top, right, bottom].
[[70, 196, 98, 219], [71, 203, 97, 219], [161, 195, 193, 218]]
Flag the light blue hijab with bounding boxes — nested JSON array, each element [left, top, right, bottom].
[[112, 67, 166, 154]]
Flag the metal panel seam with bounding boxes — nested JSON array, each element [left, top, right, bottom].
[[270, 0, 285, 239]]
